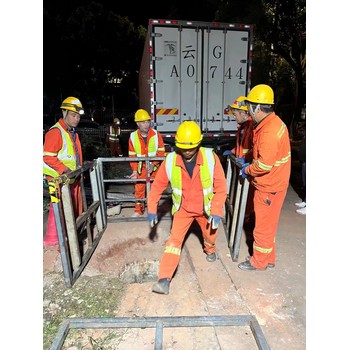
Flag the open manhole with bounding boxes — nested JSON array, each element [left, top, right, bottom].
[[118, 260, 159, 284]]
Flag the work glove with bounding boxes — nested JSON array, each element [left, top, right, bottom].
[[223, 150, 233, 156], [236, 157, 245, 164], [151, 162, 158, 173], [147, 213, 158, 228], [241, 163, 250, 179], [208, 215, 221, 229]]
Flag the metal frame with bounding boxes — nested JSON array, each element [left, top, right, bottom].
[[50, 161, 107, 288], [97, 156, 172, 223], [50, 315, 270, 350], [223, 155, 250, 261], [47, 157, 272, 350], [48, 156, 173, 288]]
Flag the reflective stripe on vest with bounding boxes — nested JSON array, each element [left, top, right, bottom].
[[130, 130, 159, 174], [109, 126, 119, 141], [165, 147, 215, 215], [43, 122, 77, 178]]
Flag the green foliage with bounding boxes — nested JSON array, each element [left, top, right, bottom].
[[44, 0, 306, 118], [44, 1, 145, 113], [215, 0, 306, 118]]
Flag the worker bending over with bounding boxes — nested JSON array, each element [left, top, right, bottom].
[[147, 121, 227, 294]]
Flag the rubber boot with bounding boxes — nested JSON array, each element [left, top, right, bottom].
[[152, 278, 171, 295], [206, 252, 217, 262], [43, 203, 59, 246]]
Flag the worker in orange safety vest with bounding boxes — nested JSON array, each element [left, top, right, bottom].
[[223, 95, 255, 227], [106, 117, 123, 157], [237, 84, 291, 271], [147, 121, 227, 295], [128, 109, 165, 216], [43, 96, 85, 246]]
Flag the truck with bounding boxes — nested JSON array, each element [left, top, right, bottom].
[[138, 19, 253, 153]]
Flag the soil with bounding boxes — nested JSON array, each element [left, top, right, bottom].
[[43, 146, 306, 350], [43, 187, 306, 350]]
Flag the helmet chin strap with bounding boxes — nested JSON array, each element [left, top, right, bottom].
[[62, 110, 74, 129], [249, 104, 260, 123]]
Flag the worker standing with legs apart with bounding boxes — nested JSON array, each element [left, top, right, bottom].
[[43, 97, 85, 246], [106, 117, 123, 157], [237, 84, 291, 271], [147, 121, 227, 294], [128, 109, 165, 217], [223, 96, 255, 226]]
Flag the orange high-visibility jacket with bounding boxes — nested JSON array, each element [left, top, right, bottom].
[[245, 112, 291, 192], [128, 128, 165, 172], [43, 118, 83, 180], [147, 150, 227, 217], [232, 116, 254, 161]]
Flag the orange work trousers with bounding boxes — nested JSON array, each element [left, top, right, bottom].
[[108, 140, 123, 157], [158, 208, 218, 279], [134, 166, 158, 214], [250, 189, 287, 269], [70, 180, 83, 217]]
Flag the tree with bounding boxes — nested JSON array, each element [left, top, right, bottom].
[[44, 0, 146, 119], [215, 0, 306, 120], [259, 0, 306, 118]]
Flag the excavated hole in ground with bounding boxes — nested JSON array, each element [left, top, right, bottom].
[[118, 260, 159, 284]]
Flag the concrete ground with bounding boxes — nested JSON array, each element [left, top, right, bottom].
[[44, 183, 305, 350]]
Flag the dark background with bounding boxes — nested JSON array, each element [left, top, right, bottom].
[[43, 0, 306, 131]]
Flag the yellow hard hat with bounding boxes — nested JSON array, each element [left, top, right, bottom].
[[135, 109, 151, 122], [113, 117, 120, 124], [175, 121, 203, 149], [60, 97, 85, 115], [244, 84, 274, 105], [229, 96, 248, 111]]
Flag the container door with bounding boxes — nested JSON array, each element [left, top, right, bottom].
[[152, 25, 203, 133], [202, 28, 250, 132]]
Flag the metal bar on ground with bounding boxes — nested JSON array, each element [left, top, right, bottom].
[[49, 315, 270, 350], [154, 320, 163, 350]]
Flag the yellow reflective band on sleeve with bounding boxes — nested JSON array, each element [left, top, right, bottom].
[[164, 246, 181, 256], [158, 147, 165, 151], [274, 152, 291, 166], [253, 244, 273, 254], [257, 160, 272, 171], [129, 151, 137, 156], [43, 151, 58, 156], [242, 149, 249, 154], [277, 123, 287, 139]]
